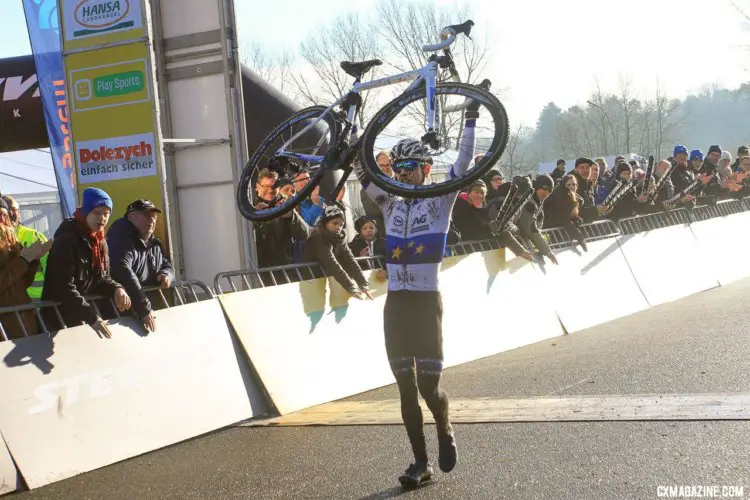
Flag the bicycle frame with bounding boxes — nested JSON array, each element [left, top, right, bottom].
[[276, 56, 470, 167]]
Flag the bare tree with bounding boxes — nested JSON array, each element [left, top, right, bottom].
[[501, 124, 534, 177], [374, 0, 500, 148], [616, 75, 641, 154], [290, 13, 382, 127], [240, 41, 294, 95], [652, 81, 684, 160]]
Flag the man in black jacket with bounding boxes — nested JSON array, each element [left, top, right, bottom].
[[107, 199, 175, 333]]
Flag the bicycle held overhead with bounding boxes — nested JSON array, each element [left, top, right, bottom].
[[236, 19, 509, 222]]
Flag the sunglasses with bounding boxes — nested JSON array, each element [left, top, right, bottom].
[[393, 159, 426, 172]]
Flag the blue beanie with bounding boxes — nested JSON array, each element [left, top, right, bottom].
[[81, 187, 113, 216], [673, 145, 688, 157], [689, 149, 704, 161]]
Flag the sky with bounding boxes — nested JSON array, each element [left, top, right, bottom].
[[1, 0, 749, 193]]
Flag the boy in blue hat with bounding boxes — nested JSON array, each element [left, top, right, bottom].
[[42, 187, 131, 338]]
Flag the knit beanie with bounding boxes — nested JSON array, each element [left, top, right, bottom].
[[673, 145, 688, 157], [81, 188, 113, 216], [689, 149, 704, 162], [707, 145, 722, 156], [533, 173, 554, 190]]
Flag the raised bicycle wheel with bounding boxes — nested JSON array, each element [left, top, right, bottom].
[[359, 82, 509, 198], [237, 105, 339, 222]]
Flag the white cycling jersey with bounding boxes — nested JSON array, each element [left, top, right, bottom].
[[354, 123, 476, 292]]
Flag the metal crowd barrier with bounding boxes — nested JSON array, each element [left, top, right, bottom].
[[691, 199, 746, 222], [215, 195, 750, 294], [0, 280, 213, 341], [618, 208, 692, 235]]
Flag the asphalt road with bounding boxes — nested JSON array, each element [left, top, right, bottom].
[[14, 279, 750, 500]]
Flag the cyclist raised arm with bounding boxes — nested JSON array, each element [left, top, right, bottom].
[[350, 101, 479, 489]]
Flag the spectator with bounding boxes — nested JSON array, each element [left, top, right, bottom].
[[542, 174, 587, 250], [689, 149, 704, 174], [107, 199, 175, 333], [0, 197, 51, 339], [360, 151, 392, 234], [571, 157, 606, 222], [517, 174, 558, 265], [254, 169, 311, 268], [3, 195, 48, 300], [699, 145, 723, 197], [551, 159, 567, 182], [279, 177, 295, 199], [452, 179, 492, 241], [719, 150, 733, 175], [731, 146, 748, 173], [651, 159, 676, 210], [349, 215, 386, 257], [304, 204, 371, 299], [603, 162, 651, 220], [42, 188, 131, 338], [483, 169, 505, 201]]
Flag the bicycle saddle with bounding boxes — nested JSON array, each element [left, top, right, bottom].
[[340, 59, 383, 78]]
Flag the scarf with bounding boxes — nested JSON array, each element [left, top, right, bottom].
[[75, 208, 107, 273]]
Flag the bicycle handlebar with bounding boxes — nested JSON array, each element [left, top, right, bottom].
[[421, 19, 475, 52]]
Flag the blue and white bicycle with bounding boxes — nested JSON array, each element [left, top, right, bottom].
[[237, 20, 509, 221]]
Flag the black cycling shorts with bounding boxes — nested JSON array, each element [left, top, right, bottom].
[[383, 290, 443, 361]]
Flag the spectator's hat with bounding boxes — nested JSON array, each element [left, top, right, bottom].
[[574, 157, 594, 167], [673, 145, 688, 157], [354, 215, 377, 233], [81, 187, 113, 215], [533, 173, 554, 190], [737, 145, 749, 156], [707, 145, 722, 156], [721, 150, 732, 161], [0, 197, 9, 213], [126, 199, 162, 216], [689, 149, 704, 161]]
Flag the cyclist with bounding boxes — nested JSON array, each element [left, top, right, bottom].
[[352, 102, 480, 488]]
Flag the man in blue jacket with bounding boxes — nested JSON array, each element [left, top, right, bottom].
[[107, 199, 175, 333]]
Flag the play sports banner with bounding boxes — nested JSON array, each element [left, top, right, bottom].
[[58, 0, 167, 243]]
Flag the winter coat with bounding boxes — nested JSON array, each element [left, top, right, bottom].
[[349, 235, 386, 257], [107, 218, 175, 321], [41, 218, 123, 328], [0, 243, 39, 339], [255, 208, 311, 268], [304, 227, 369, 294]]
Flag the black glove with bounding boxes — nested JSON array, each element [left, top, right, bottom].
[[465, 97, 480, 120]]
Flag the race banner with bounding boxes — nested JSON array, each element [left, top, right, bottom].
[[21, 0, 77, 217], [58, 0, 168, 244]]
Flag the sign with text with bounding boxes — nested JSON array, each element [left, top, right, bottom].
[[64, 39, 168, 243], [76, 133, 156, 183], [69, 58, 150, 112], [59, 0, 144, 50]]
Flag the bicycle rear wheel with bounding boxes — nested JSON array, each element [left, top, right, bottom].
[[359, 82, 509, 198], [237, 106, 338, 221]]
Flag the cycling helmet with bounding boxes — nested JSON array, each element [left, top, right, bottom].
[[390, 139, 430, 163]]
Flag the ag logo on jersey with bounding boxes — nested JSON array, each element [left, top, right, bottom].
[[411, 213, 429, 233]]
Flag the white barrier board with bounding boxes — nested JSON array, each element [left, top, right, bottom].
[[0, 431, 19, 495], [0, 299, 261, 488], [540, 238, 649, 333]]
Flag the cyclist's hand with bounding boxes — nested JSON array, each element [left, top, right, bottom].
[[374, 269, 388, 282], [362, 289, 374, 300], [351, 290, 366, 300]]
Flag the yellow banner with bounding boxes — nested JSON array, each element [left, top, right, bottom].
[[59, 0, 146, 51], [63, 36, 167, 243]]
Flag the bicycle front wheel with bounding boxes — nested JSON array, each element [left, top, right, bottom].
[[359, 82, 509, 198], [237, 105, 337, 221]]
